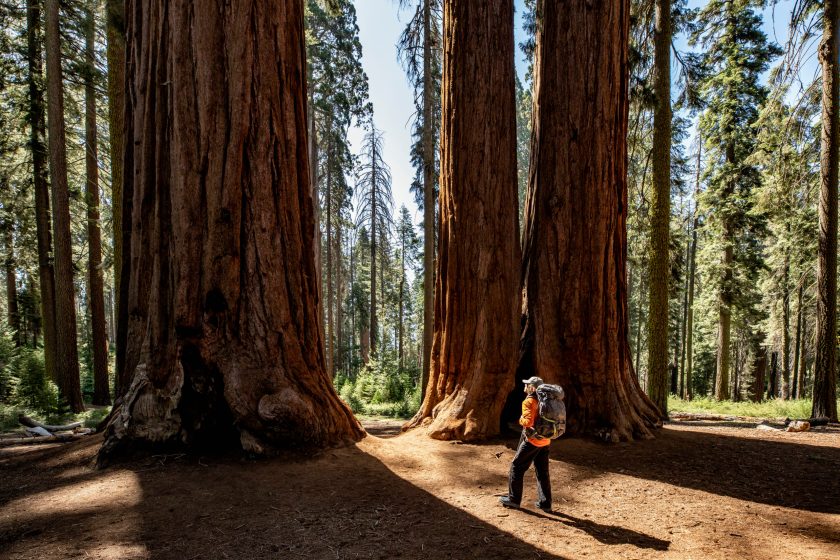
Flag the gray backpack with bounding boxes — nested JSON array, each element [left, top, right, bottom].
[[533, 384, 566, 439]]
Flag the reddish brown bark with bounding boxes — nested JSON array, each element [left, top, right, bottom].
[[101, 0, 363, 458], [519, 0, 661, 441], [45, 0, 83, 412], [406, 0, 520, 441], [26, 0, 57, 382], [105, 0, 127, 397], [85, 4, 110, 406]]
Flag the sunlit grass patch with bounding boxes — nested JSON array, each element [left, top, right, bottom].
[[667, 395, 836, 419]]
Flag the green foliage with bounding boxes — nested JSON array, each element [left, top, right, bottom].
[[9, 348, 58, 412], [0, 402, 110, 432], [668, 395, 836, 420], [0, 322, 17, 402], [335, 354, 420, 419]]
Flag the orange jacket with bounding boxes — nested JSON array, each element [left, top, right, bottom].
[[520, 395, 551, 447]]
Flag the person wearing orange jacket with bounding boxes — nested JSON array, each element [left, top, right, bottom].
[[499, 376, 552, 512]]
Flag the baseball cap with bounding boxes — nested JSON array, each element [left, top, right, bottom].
[[521, 376, 543, 387]]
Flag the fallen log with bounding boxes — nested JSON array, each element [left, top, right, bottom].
[[18, 415, 83, 433], [0, 431, 92, 448], [784, 416, 830, 427]]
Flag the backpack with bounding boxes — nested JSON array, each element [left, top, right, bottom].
[[532, 384, 566, 440]]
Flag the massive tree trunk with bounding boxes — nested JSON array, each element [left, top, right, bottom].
[[421, 0, 435, 401], [406, 0, 519, 441], [85, 4, 111, 406], [646, 0, 672, 418], [45, 0, 83, 413], [106, 0, 127, 397], [813, 0, 839, 421], [100, 0, 364, 459], [26, 0, 58, 383], [518, 0, 661, 441]]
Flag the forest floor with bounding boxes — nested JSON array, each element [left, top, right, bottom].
[[0, 418, 838, 560]]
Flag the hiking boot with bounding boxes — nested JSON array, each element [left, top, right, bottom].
[[535, 502, 552, 512], [499, 497, 520, 509]]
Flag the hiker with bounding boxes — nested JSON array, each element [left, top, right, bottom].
[[500, 376, 554, 512]]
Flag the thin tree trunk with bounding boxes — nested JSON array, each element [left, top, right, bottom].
[[679, 233, 690, 397], [26, 0, 57, 382], [685, 140, 700, 401], [421, 0, 435, 400], [3, 223, 19, 345], [792, 280, 803, 399], [45, 0, 83, 412], [370, 153, 378, 359], [813, 0, 839, 421], [407, 0, 519, 441], [398, 234, 405, 371], [782, 243, 791, 399], [751, 345, 766, 402], [646, 0, 672, 418], [100, 0, 364, 460], [326, 129, 334, 378], [634, 275, 645, 381], [85, 3, 111, 406], [798, 315, 807, 398], [768, 351, 778, 399], [715, 141, 736, 401], [106, 0, 127, 396], [519, 0, 661, 441], [336, 221, 344, 377]]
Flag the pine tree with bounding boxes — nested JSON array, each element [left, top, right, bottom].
[[356, 124, 393, 359], [691, 0, 779, 400], [397, 0, 441, 397]]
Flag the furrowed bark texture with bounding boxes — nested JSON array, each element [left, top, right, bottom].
[[26, 0, 58, 383], [814, 0, 839, 421], [519, 0, 661, 441], [45, 0, 83, 412], [86, 5, 110, 406], [646, 0, 672, 417], [102, 0, 364, 458], [407, 0, 520, 441]]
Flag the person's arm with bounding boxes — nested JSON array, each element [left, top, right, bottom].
[[519, 397, 536, 428]]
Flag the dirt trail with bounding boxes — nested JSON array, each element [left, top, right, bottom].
[[0, 421, 838, 559]]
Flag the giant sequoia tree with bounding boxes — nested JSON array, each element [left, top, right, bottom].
[[407, 0, 520, 441], [519, 0, 661, 441], [102, 0, 364, 457]]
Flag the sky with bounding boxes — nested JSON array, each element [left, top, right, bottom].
[[347, 0, 530, 230], [348, 0, 815, 230]]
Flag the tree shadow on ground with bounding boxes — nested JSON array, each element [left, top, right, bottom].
[[0, 437, 570, 560], [545, 426, 840, 514], [518, 508, 670, 551]]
